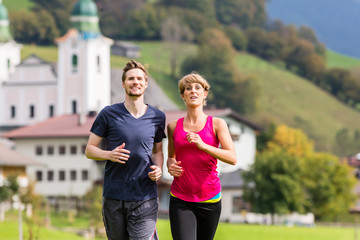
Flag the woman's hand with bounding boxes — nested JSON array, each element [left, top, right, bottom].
[[186, 132, 206, 150], [168, 160, 183, 177]]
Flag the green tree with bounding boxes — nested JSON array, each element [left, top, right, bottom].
[[302, 152, 356, 220], [30, 0, 75, 36], [223, 25, 247, 51], [160, 0, 216, 22], [243, 149, 307, 223], [215, 0, 267, 29]]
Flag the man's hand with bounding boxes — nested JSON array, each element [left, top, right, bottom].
[[148, 165, 162, 181], [107, 143, 130, 164]]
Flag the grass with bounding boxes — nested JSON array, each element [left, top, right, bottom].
[[1, 211, 356, 240], [326, 49, 360, 69], [3, 0, 33, 11]]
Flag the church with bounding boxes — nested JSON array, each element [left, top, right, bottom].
[[0, 0, 113, 133]]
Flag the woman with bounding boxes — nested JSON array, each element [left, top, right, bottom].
[[167, 73, 237, 240]]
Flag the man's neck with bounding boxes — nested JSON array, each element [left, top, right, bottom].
[[124, 97, 147, 119]]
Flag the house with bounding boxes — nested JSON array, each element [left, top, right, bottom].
[[0, 142, 41, 187], [111, 41, 141, 58], [2, 114, 102, 201]]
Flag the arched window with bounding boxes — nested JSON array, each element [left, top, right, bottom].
[[49, 105, 54, 117], [72, 100, 77, 114], [30, 105, 35, 118], [72, 54, 78, 73], [10, 105, 15, 118]]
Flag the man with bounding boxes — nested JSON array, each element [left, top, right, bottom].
[[85, 59, 166, 240]]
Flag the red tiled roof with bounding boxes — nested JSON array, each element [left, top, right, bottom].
[[0, 144, 41, 166], [3, 114, 96, 139]]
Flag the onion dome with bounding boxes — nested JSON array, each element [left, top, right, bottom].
[[0, 0, 13, 42], [70, 0, 101, 39]]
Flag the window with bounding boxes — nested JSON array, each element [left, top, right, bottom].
[[59, 170, 65, 181], [70, 145, 77, 155], [10, 105, 15, 118], [70, 170, 77, 181], [49, 105, 54, 117], [72, 100, 77, 114], [29, 105, 35, 118], [59, 145, 66, 155], [47, 171, 54, 181], [97, 55, 101, 72], [35, 146, 43, 156], [81, 170, 89, 181], [47, 146, 54, 155], [7, 59, 10, 70], [232, 196, 247, 213], [72, 54, 78, 73], [36, 171, 42, 181], [81, 144, 86, 154]]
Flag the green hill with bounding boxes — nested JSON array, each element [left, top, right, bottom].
[[22, 42, 360, 153]]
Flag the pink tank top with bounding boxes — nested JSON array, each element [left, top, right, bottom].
[[170, 116, 221, 202]]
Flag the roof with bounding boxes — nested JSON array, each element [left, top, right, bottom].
[[219, 169, 244, 189], [0, 144, 41, 166], [71, 0, 98, 17], [165, 108, 263, 131], [3, 114, 96, 139], [113, 41, 140, 50], [0, 1, 8, 20]]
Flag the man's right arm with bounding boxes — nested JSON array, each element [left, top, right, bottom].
[[85, 133, 130, 164]]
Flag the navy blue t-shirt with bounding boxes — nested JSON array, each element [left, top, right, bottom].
[[90, 102, 166, 201]]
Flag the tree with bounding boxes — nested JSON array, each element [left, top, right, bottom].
[[10, 9, 59, 45], [161, 16, 194, 77], [223, 25, 247, 51], [244, 124, 357, 220], [215, 0, 267, 29], [243, 149, 307, 223], [302, 152, 356, 220], [30, 0, 75, 36]]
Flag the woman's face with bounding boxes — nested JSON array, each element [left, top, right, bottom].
[[181, 82, 208, 107]]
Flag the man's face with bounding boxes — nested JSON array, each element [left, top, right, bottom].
[[122, 68, 148, 97]]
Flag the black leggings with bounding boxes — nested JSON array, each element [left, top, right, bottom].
[[169, 196, 221, 240]]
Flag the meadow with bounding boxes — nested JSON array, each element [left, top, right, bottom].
[[0, 211, 357, 240]]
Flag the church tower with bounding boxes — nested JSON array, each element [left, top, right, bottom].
[[56, 0, 113, 116], [0, 0, 21, 82]]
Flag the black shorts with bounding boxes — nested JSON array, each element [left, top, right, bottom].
[[102, 197, 159, 240], [169, 196, 221, 240]]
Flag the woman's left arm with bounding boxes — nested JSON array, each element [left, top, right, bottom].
[[186, 118, 237, 165]]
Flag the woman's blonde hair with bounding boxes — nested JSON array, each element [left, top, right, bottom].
[[178, 72, 210, 95]]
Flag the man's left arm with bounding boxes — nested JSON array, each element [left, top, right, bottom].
[[148, 141, 164, 181]]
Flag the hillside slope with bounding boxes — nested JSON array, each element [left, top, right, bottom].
[[236, 53, 360, 151]]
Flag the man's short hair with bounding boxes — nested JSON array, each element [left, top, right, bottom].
[[122, 59, 148, 82]]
